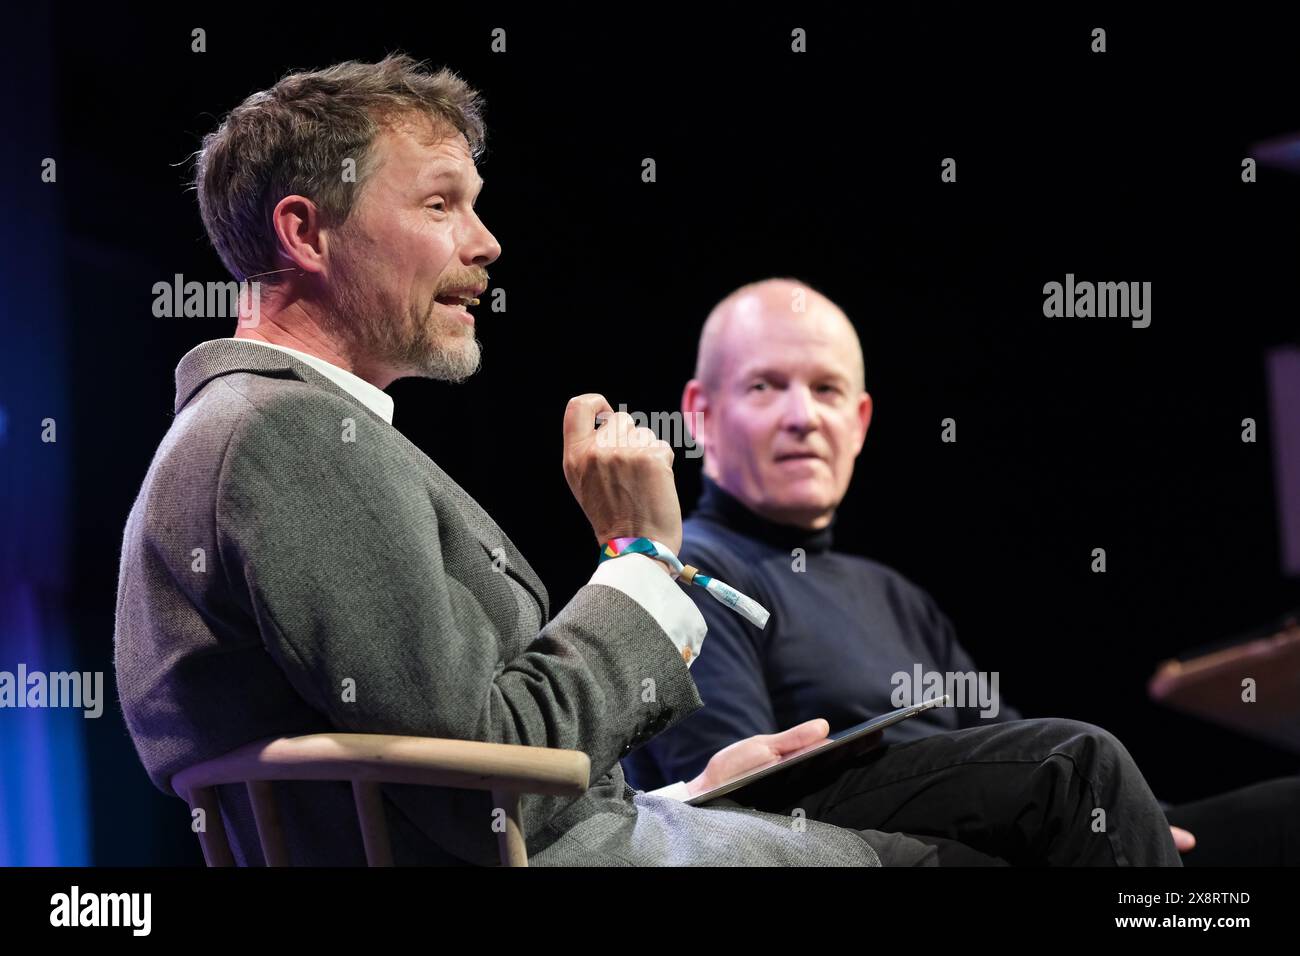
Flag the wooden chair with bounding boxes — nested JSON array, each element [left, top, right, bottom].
[[171, 733, 591, 867]]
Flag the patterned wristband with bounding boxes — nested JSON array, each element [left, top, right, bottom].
[[598, 537, 770, 629]]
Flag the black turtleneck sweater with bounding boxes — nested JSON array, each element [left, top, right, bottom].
[[622, 476, 1022, 791]]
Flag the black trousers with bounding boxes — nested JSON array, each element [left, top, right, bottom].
[[1164, 776, 1300, 866], [713, 717, 1183, 866]]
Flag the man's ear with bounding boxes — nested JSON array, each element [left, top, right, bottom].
[[682, 378, 708, 447], [270, 194, 329, 278], [851, 391, 873, 457]]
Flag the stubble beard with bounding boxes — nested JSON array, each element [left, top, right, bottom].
[[324, 255, 482, 384]]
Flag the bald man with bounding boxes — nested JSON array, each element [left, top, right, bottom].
[[617, 279, 1188, 866], [623, 278, 1299, 866]]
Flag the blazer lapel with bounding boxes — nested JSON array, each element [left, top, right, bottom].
[[174, 338, 553, 621]]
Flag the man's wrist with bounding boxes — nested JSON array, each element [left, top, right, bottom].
[[597, 536, 680, 576]]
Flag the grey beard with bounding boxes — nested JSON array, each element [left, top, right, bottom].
[[326, 281, 482, 383], [400, 294, 482, 383]]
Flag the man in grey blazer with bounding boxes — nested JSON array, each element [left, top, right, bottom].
[[115, 55, 1181, 866]]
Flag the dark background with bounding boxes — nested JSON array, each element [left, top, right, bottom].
[[2, 6, 1297, 864]]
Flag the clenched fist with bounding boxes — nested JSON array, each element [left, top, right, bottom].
[[562, 393, 682, 555]]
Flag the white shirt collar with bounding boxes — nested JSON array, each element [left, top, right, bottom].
[[232, 338, 395, 424]]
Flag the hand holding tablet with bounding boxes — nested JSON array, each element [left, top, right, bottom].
[[686, 695, 952, 806]]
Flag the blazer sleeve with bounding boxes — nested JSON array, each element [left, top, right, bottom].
[[213, 390, 702, 859]]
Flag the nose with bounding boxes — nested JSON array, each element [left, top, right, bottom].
[[779, 384, 819, 434], [463, 209, 502, 267]]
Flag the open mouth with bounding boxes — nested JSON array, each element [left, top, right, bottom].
[[434, 292, 480, 309], [432, 288, 484, 326]]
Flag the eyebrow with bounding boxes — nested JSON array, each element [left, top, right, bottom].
[[426, 167, 485, 192], [737, 364, 849, 383]]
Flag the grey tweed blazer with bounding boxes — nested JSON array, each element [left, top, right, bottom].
[[113, 338, 881, 866]]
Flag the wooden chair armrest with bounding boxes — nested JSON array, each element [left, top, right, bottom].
[[172, 733, 591, 800]]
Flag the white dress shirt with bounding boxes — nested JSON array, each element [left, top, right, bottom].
[[230, 337, 703, 799], [234, 337, 396, 424]]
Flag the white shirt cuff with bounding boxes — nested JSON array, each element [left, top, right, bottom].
[[589, 552, 706, 667], [647, 780, 693, 801]]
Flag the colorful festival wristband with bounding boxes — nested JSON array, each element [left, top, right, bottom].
[[599, 537, 771, 629]]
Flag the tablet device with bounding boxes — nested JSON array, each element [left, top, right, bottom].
[[685, 694, 951, 806]]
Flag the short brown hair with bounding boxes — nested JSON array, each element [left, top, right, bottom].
[[193, 53, 486, 282]]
